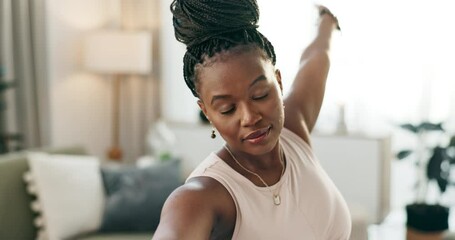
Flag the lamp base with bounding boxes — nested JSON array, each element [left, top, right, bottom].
[[107, 147, 122, 161]]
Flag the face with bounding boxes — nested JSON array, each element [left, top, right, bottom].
[[197, 48, 284, 156]]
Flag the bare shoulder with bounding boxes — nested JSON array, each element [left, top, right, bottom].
[[153, 176, 236, 240]]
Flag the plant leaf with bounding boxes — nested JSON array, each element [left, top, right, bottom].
[[0, 81, 15, 92], [396, 150, 413, 160], [449, 136, 455, 147], [400, 123, 418, 133], [417, 122, 444, 132], [449, 153, 455, 164], [437, 177, 448, 193], [427, 146, 451, 194], [0, 101, 5, 111], [427, 147, 445, 180]]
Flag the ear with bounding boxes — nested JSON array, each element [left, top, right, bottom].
[[197, 100, 209, 121], [275, 69, 283, 93]]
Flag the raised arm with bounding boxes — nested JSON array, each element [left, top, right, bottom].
[[283, 6, 340, 145]]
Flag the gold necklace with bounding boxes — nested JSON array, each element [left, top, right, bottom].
[[223, 145, 285, 206]]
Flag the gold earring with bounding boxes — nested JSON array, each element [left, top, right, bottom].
[[211, 128, 216, 139]]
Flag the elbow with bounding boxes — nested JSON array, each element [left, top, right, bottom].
[[299, 51, 330, 74]]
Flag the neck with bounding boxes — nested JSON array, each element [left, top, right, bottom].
[[222, 143, 285, 187]]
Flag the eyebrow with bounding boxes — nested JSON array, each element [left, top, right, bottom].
[[210, 75, 267, 106], [210, 94, 230, 106], [249, 75, 267, 88]]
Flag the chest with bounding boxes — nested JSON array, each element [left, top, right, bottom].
[[230, 161, 351, 239]]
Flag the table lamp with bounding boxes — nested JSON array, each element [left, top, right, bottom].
[[84, 30, 151, 161]]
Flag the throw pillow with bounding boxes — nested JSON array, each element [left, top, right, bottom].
[[99, 159, 182, 232], [25, 153, 105, 240]]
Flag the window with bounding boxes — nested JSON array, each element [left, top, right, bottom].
[[259, 0, 455, 135]]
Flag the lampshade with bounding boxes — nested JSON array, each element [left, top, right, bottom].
[[84, 31, 151, 74]]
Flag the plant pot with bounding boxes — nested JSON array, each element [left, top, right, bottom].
[[406, 203, 449, 240]]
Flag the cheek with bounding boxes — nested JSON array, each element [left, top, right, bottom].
[[211, 116, 238, 141], [205, 108, 233, 129], [267, 91, 285, 127], [267, 89, 284, 115]]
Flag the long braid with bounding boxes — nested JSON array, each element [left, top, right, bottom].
[[171, 0, 276, 97]]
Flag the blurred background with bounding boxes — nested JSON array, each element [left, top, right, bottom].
[[1, 0, 455, 239]]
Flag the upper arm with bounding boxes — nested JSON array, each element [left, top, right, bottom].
[[284, 50, 330, 145], [152, 182, 216, 240]]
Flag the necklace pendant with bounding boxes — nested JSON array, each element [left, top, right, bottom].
[[273, 194, 281, 205]]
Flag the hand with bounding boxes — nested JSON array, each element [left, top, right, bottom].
[[316, 5, 341, 31]]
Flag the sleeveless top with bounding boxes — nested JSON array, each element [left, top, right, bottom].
[[186, 128, 352, 239]]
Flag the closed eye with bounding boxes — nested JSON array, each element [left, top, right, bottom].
[[220, 106, 235, 115], [252, 93, 268, 100]]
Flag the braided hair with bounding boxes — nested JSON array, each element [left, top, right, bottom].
[[170, 0, 276, 98]]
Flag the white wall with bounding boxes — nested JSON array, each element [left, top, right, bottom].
[[159, 0, 198, 123]]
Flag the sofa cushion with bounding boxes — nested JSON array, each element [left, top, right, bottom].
[[0, 146, 86, 240], [26, 152, 105, 240], [99, 159, 182, 232]]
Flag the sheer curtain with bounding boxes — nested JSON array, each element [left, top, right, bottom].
[[259, 0, 455, 136]]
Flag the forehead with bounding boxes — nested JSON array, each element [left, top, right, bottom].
[[197, 48, 274, 98]]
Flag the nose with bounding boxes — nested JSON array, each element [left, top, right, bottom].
[[240, 103, 262, 127]]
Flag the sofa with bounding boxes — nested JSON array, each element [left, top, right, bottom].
[[0, 146, 177, 240]]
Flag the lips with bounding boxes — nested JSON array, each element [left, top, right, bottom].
[[243, 125, 272, 142]]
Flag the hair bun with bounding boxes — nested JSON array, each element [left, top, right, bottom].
[[171, 0, 260, 48]]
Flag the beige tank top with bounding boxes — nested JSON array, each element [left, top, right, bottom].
[[187, 128, 351, 239]]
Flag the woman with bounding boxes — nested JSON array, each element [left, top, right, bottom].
[[154, 0, 351, 239]]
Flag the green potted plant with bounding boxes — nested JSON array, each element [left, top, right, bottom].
[[1, 68, 16, 153], [0, 67, 22, 153], [397, 122, 455, 239]]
